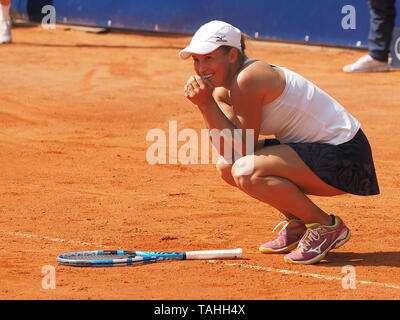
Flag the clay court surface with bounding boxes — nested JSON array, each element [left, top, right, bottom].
[[0, 24, 399, 300]]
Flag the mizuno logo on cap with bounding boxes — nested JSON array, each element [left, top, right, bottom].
[[214, 35, 227, 43]]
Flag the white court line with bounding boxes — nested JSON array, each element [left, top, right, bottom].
[[3, 230, 400, 290], [1, 231, 108, 248], [208, 261, 400, 290]]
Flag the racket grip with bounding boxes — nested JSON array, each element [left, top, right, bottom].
[[185, 248, 242, 260]]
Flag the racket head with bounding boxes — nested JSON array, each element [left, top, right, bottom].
[[56, 250, 157, 267]]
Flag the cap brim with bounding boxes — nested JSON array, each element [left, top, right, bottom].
[[179, 42, 221, 60]]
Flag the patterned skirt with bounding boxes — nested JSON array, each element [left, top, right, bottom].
[[263, 129, 380, 196]]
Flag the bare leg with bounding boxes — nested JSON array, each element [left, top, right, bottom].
[[217, 156, 297, 222], [235, 174, 332, 225], [278, 211, 299, 221], [216, 145, 344, 225]]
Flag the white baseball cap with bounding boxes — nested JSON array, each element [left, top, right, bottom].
[[179, 20, 242, 60]]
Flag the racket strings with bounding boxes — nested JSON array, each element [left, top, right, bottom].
[[66, 254, 136, 260]]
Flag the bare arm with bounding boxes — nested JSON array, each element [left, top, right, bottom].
[[184, 76, 239, 159], [212, 88, 239, 126], [184, 62, 283, 158]]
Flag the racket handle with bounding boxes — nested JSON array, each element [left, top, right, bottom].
[[185, 248, 242, 260]]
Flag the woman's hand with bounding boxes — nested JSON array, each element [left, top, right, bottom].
[[184, 75, 214, 107]]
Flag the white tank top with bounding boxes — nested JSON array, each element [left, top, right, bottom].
[[259, 65, 360, 145]]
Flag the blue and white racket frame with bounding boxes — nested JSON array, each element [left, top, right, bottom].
[[56, 248, 243, 267]]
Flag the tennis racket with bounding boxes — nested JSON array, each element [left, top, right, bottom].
[[57, 248, 243, 267]]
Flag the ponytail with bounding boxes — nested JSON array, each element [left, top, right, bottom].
[[240, 32, 247, 56], [220, 32, 248, 62]]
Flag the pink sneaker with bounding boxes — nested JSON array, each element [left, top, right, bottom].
[[259, 219, 307, 253], [284, 215, 351, 265]]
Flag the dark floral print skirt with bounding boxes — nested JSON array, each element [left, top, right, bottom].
[[263, 129, 380, 196]]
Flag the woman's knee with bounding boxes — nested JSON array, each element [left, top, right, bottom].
[[231, 155, 258, 189], [231, 155, 288, 191]]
